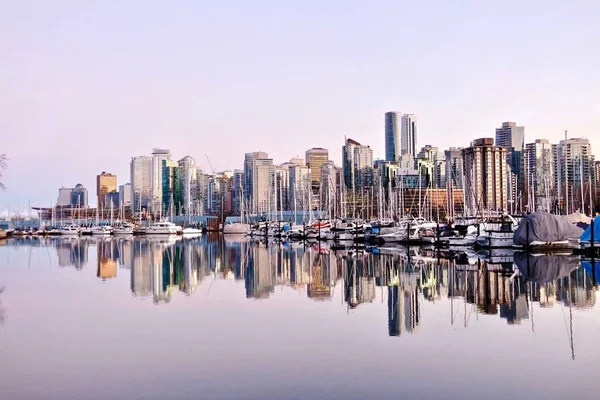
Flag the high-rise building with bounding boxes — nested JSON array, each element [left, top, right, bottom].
[[119, 183, 131, 208], [495, 122, 525, 204], [353, 145, 374, 190], [462, 138, 509, 213], [96, 172, 117, 210], [342, 138, 361, 190], [401, 114, 417, 159], [162, 159, 183, 215], [305, 148, 329, 192], [289, 163, 311, 210], [595, 161, 600, 212], [232, 170, 244, 215], [178, 156, 200, 215], [524, 139, 554, 212], [252, 158, 275, 213], [385, 111, 401, 162], [57, 187, 74, 206], [554, 137, 595, 214], [244, 151, 269, 205], [445, 148, 464, 189], [151, 148, 171, 213], [130, 155, 152, 212]]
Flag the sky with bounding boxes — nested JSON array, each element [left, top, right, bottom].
[[1, 0, 599, 210]]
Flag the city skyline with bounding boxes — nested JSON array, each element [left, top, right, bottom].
[[2, 1, 600, 208]]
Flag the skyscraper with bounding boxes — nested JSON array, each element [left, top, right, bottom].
[[252, 158, 275, 213], [462, 138, 509, 213], [119, 183, 131, 208], [401, 114, 417, 158], [305, 148, 329, 192], [96, 172, 117, 210], [495, 122, 525, 204], [554, 137, 595, 214], [130, 155, 152, 212], [385, 111, 401, 162], [524, 139, 554, 212], [444, 148, 464, 189], [353, 145, 374, 190], [244, 151, 269, 205], [342, 138, 361, 190], [289, 162, 311, 211], [151, 148, 171, 213]]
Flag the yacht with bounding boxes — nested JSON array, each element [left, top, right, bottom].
[[60, 224, 81, 236], [223, 222, 251, 235], [91, 225, 113, 235], [182, 226, 203, 236], [145, 221, 181, 235], [114, 223, 135, 235]]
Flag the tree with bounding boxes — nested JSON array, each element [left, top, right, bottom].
[[0, 154, 6, 190]]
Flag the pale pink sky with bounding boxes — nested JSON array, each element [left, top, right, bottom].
[[1, 0, 599, 208]]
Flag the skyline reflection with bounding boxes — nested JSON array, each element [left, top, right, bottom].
[[4, 236, 598, 337]]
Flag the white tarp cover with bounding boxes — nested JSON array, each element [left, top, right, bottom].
[[566, 212, 592, 225], [513, 212, 584, 245], [514, 252, 580, 284]]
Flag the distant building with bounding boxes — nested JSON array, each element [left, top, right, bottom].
[[385, 111, 401, 162], [57, 184, 88, 208], [554, 137, 595, 214], [97, 172, 117, 210], [130, 155, 152, 212], [119, 183, 131, 208], [162, 159, 183, 216], [105, 192, 120, 210], [595, 161, 600, 212], [342, 138, 361, 191], [495, 122, 525, 205], [289, 163, 312, 210], [462, 138, 509, 214], [445, 148, 464, 189], [252, 158, 275, 214], [305, 148, 329, 193], [401, 114, 417, 159], [244, 151, 269, 207], [353, 144, 374, 190], [151, 148, 171, 213], [524, 139, 554, 212]]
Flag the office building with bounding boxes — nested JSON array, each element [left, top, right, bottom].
[[130, 155, 153, 212], [178, 156, 201, 215], [252, 158, 275, 214], [342, 138, 361, 191], [151, 148, 171, 213], [401, 114, 417, 158], [244, 151, 269, 205], [57, 184, 89, 208], [385, 111, 401, 162], [353, 145, 374, 190], [445, 148, 464, 189], [289, 162, 311, 210], [162, 159, 183, 215], [495, 122, 525, 204], [119, 183, 131, 208], [97, 172, 117, 210], [524, 139, 555, 212], [305, 148, 329, 192], [554, 137, 595, 214], [462, 138, 509, 213]]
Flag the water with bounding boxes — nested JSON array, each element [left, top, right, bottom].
[[0, 236, 598, 400]]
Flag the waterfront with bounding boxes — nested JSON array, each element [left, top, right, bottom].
[[0, 236, 599, 400]]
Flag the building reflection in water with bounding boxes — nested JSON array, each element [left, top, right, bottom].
[[24, 236, 597, 336]]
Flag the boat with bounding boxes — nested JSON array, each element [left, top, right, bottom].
[[580, 215, 600, 250], [60, 224, 81, 236], [113, 223, 135, 235], [223, 222, 251, 235], [91, 225, 113, 235], [444, 226, 478, 247], [513, 212, 583, 250], [182, 227, 203, 236], [145, 221, 181, 235], [476, 214, 519, 248]]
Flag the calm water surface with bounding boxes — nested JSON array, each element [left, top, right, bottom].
[[0, 235, 598, 400]]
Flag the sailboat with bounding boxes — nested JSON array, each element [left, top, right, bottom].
[[223, 181, 250, 235]]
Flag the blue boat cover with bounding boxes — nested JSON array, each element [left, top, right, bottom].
[[580, 216, 600, 242]]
